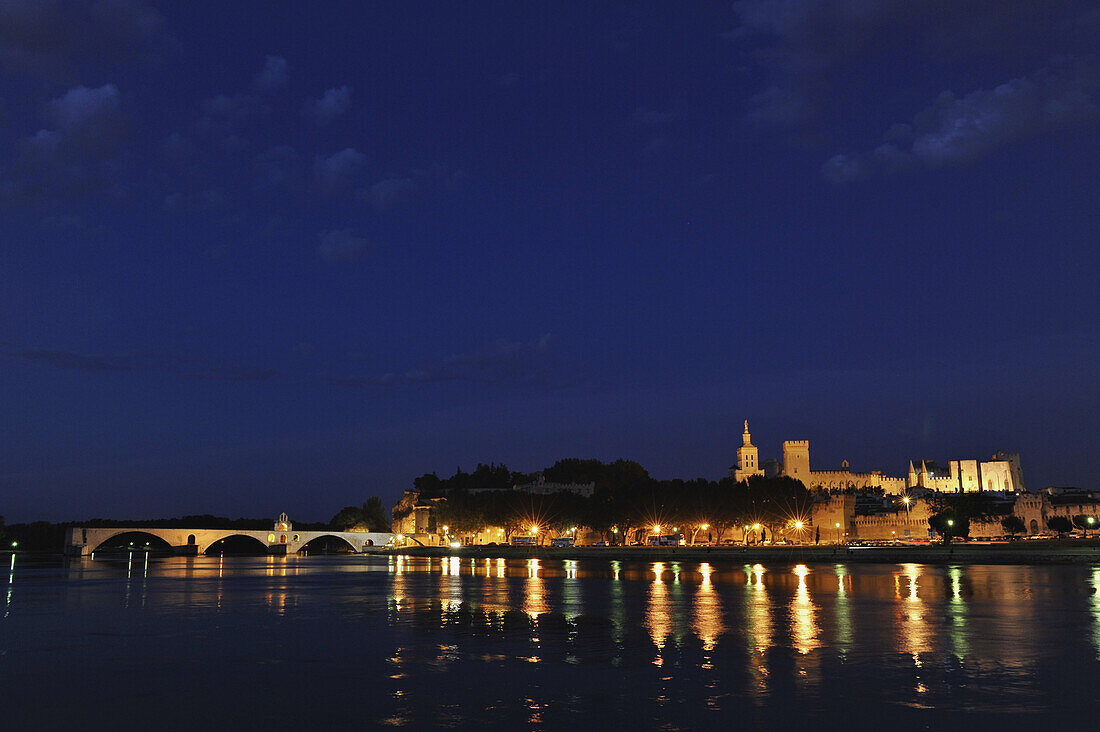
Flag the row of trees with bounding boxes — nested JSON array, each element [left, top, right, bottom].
[[417, 460, 813, 544]]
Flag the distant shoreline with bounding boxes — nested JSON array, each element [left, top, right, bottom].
[[367, 542, 1100, 565]]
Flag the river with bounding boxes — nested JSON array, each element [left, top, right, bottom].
[[2, 553, 1098, 729]]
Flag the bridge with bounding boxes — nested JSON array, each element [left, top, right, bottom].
[[63, 513, 394, 556]]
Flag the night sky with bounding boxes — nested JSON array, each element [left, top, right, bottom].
[[2, 2, 1098, 522]]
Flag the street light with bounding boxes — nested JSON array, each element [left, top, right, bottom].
[[1086, 516, 1096, 539], [835, 522, 841, 544]]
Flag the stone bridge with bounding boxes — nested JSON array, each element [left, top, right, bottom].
[[64, 524, 394, 556]]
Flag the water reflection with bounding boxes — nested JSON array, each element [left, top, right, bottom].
[[745, 563, 772, 700], [790, 564, 819, 655], [834, 565, 852, 654], [1092, 568, 1100, 660], [5, 553, 13, 617], [646, 562, 672, 658], [692, 563, 723, 652], [946, 565, 969, 659], [6, 555, 1100, 727], [896, 563, 929, 665], [523, 559, 546, 619]]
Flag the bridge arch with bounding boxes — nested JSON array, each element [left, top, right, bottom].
[[203, 534, 270, 555], [89, 531, 174, 554], [299, 534, 360, 554]]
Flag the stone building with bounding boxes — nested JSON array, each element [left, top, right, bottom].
[[811, 490, 1098, 541], [735, 420, 1024, 495], [730, 420, 763, 482]]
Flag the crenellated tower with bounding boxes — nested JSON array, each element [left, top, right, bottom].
[[782, 440, 810, 483]]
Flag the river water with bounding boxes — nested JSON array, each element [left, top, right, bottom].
[[2, 553, 1099, 729]]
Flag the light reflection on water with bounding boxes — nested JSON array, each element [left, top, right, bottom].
[[3, 554, 1100, 727]]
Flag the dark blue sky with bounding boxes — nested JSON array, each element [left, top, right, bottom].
[[2, 2, 1098, 522]]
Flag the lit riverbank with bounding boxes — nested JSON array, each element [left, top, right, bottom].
[[368, 541, 1100, 564]]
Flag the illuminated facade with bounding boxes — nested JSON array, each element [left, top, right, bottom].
[[731, 420, 763, 482], [736, 422, 1024, 495]]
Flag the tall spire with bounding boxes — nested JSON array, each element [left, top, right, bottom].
[[742, 419, 753, 446]]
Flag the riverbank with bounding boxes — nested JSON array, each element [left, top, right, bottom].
[[367, 541, 1100, 565]]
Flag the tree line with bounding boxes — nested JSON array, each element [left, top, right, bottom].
[[413, 459, 813, 544]]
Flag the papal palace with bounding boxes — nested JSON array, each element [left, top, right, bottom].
[[731, 420, 1024, 494], [392, 420, 1095, 546]]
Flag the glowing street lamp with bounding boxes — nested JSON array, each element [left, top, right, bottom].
[[652, 524, 661, 535], [1085, 515, 1096, 539], [835, 522, 841, 544]]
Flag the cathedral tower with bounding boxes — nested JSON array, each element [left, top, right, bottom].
[[734, 420, 763, 482]]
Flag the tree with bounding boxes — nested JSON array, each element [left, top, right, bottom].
[[1001, 515, 1026, 536], [413, 472, 443, 494], [329, 497, 391, 532], [362, 497, 391, 532], [329, 505, 366, 531], [929, 511, 968, 543], [1072, 515, 1098, 537], [1047, 516, 1072, 535]]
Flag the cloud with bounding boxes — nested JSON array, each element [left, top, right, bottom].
[[0, 0, 162, 80], [320, 334, 585, 390], [313, 85, 351, 123], [313, 148, 366, 194], [5, 348, 279, 382], [254, 55, 287, 91], [318, 228, 370, 263], [1, 83, 128, 203], [361, 177, 417, 211], [731, 0, 1096, 130], [823, 61, 1100, 181], [35, 83, 127, 158]]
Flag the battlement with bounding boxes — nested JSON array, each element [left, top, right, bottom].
[[783, 440, 809, 448]]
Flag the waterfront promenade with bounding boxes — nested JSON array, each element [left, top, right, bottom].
[[371, 541, 1100, 565]]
